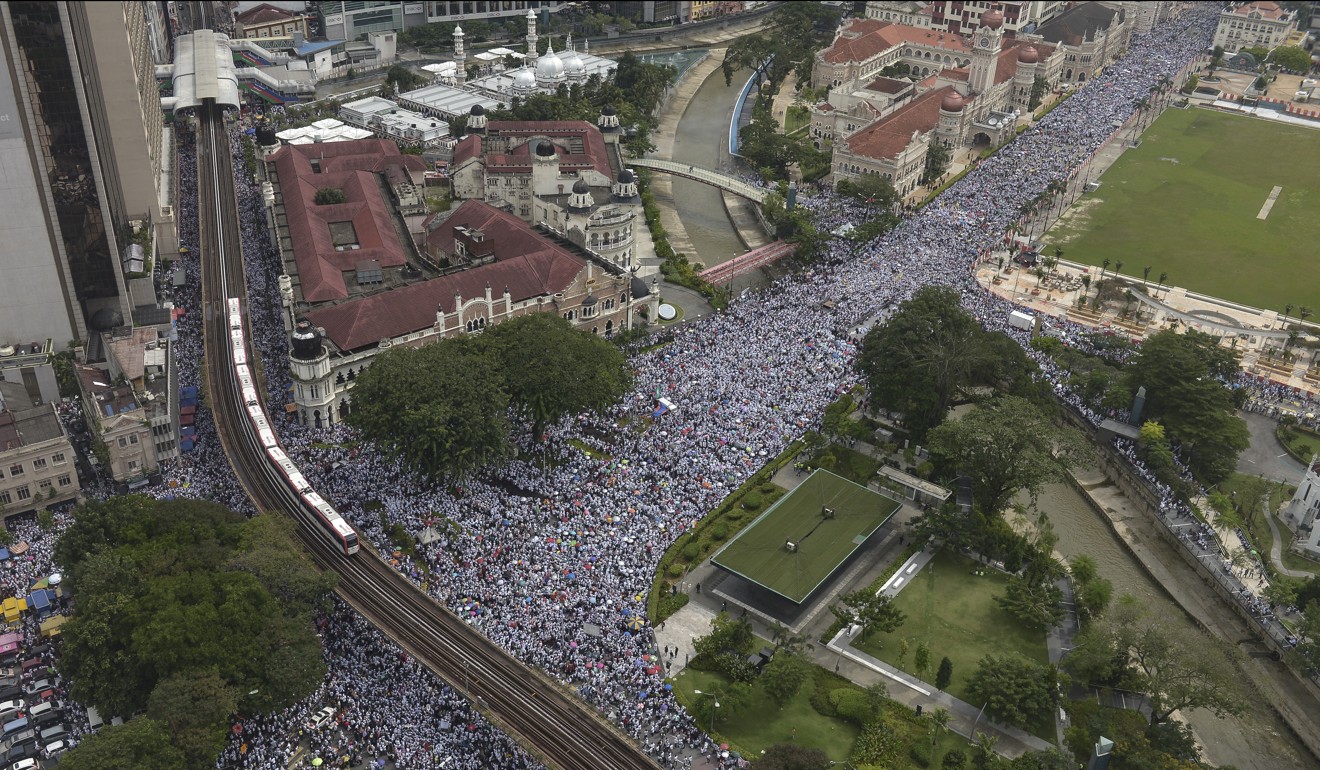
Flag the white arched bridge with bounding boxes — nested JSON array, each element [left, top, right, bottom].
[[628, 158, 768, 203]]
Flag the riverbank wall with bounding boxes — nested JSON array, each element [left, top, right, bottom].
[[1059, 409, 1320, 763]]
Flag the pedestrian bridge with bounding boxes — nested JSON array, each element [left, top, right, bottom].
[[628, 158, 768, 204]]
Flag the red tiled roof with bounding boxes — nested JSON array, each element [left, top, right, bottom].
[[452, 134, 482, 167], [485, 121, 613, 178], [236, 3, 298, 25], [845, 86, 953, 161], [272, 139, 415, 303], [1232, 1, 1287, 19], [307, 201, 586, 351], [821, 18, 969, 65]]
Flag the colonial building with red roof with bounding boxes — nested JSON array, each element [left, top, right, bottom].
[[269, 139, 427, 304], [817, 10, 1064, 198], [1213, 0, 1298, 53], [448, 114, 647, 274], [285, 200, 657, 427], [234, 3, 309, 40]]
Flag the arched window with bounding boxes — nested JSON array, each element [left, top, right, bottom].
[[621, 292, 629, 304], [346, 369, 356, 381]]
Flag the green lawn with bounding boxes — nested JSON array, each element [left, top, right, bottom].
[[672, 668, 859, 761], [1045, 107, 1320, 312], [711, 470, 900, 602], [852, 550, 1052, 739]]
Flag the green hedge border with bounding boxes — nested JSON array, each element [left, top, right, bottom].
[[647, 437, 807, 622]]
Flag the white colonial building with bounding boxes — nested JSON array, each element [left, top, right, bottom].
[[1213, 1, 1299, 53]]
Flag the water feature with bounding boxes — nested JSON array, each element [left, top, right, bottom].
[[640, 49, 709, 82], [1034, 480, 1312, 770], [667, 63, 749, 269]]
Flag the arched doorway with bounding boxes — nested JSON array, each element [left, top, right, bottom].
[[605, 320, 613, 336], [972, 132, 992, 147], [313, 410, 322, 429]]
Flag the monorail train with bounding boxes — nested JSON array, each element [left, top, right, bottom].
[[227, 297, 359, 556]]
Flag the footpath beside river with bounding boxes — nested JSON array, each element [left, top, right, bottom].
[[1066, 460, 1320, 769]]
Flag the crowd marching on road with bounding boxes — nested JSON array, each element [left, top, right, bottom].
[[18, 4, 1320, 769]]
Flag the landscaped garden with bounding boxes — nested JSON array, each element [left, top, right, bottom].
[[851, 549, 1053, 740]]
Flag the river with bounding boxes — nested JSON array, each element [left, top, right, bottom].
[[1034, 480, 1312, 770], [668, 62, 748, 269]]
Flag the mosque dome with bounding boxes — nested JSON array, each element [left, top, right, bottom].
[[617, 169, 635, 184], [981, 8, 1004, 30], [1017, 45, 1039, 64], [513, 68, 537, 91], [470, 103, 485, 116], [940, 91, 965, 112], [563, 50, 585, 78], [536, 41, 565, 82], [572, 178, 591, 194], [535, 140, 557, 157], [602, 105, 617, 116]]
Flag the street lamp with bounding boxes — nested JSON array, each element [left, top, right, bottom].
[[693, 689, 720, 734]]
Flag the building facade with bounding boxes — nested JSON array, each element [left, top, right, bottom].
[[74, 326, 177, 487], [821, 10, 1062, 196], [1212, 1, 1299, 53], [0, 1, 172, 345], [235, 2, 311, 39], [448, 114, 647, 273], [286, 199, 656, 427], [0, 382, 79, 522], [1285, 455, 1320, 559], [313, 1, 565, 41], [1026, 1, 1130, 86], [925, 1, 1065, 35]]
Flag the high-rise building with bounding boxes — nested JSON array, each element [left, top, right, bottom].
[[0, 1, 172, 345]]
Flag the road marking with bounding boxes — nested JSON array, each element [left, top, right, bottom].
[[1244, 458, 1257, 463], [1257, 186, 1282, 219], [1278, 453, 1290, 458]]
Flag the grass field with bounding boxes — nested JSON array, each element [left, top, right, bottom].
[[1045, 107, 1320, 313], [711, 470, 899, 603], [852, 550, 1052, 739]]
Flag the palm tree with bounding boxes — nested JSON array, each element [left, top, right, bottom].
[[769, 622, 814, 657], [1300, 306, 1314, 325], [1283, 304, 1294, 327], [1143, 265, 1152, 287], [1081, 275, 1092, 302], [1101, 257, 1111, 283], [1158, 271, 1168, 296], [975, 732, 999, 765], [929, 707, 952, 755], [1114, 260, 1124, 277]]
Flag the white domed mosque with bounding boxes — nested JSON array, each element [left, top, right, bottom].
[[467, 11, 617, 99]]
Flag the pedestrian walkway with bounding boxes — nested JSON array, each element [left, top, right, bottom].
[[1265, 511, 1313, 579]]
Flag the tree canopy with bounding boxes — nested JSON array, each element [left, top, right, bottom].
[[346, 336, 513, 479], [753, 743, 831, 770], [1065, 597, 1246, 723], [53, 717, 186, 770], [1270, 45, 1313, 72], [348, 316, 631, 477], [965, 655, 1060, 730], [54, 497, 334, 769], [483, 313, 632, 440], [927, 395, 1090, 516], [1121, 330, 1249, 483]]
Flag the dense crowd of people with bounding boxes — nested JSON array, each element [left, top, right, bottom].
[[23, 4, 1320, 768]]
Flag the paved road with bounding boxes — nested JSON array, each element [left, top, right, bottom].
[[1238, 411, 1306, 483]]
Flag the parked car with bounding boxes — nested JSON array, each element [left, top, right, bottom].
[[2, 739, 36, 763], [20, 680, 53, 699]]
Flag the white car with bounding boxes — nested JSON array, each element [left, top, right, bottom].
[[9, 757, 38, 770], [44, 738, 67, 756]]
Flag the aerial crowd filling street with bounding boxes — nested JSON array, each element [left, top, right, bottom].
[[10, 2, 1320, 770]]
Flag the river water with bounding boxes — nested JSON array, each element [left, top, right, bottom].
[[668, 62, 747, 268], [1034, 480, 1312, 770]]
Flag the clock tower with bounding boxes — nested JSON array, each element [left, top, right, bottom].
[[969, 6, 1005, 97]]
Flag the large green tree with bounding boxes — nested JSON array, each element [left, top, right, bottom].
[[1270, 45, 1313, 72], [857, 286, 996, 437], [483, 313, 632, 440], [965, 655, 1059, 730], [346, 337, 513, 479], [1122, 330, 1249, 483], [54, 717, 186, 770], [831, 588, 906, 641], [760, 651, 813, 706], [927, 395, 1090, 516], [54, 497, 332, 768], [1065, 598, 1246, 723]]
